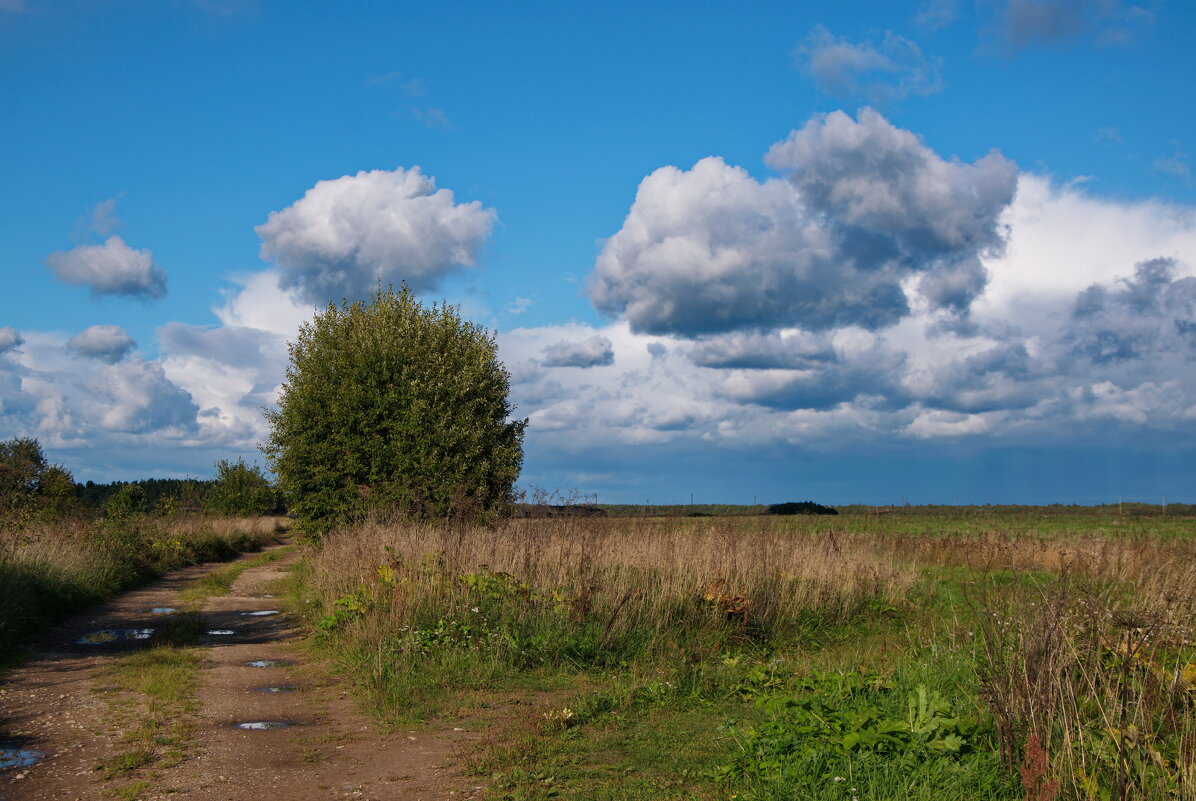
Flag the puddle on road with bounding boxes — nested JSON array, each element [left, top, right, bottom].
[[233, 721, 306, 730], [0, 748, 44, 770], [148, 607, 176, 614], [255, 685, 298, 693], [206, 629, 238, 636], [241, 610, 280, 616], [245, 660, 293, 668], [76, 629, 154, 645]]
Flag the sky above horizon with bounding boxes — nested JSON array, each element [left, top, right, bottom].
[[2, 0, 1195, 505]]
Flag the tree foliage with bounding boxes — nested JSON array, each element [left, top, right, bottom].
[[105, 483, 149, 519], [0, 437, 78, 559], [767, 500, 838, 516], [263, 285, 527, 533], [205, 458, 277, 517]]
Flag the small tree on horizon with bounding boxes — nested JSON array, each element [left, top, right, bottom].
[[205, 458, 277, 517], [263, 285, 527, 534]]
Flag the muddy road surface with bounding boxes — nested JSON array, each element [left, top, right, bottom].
[[0, 545, 485, 800]]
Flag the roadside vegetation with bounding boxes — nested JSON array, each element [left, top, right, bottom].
[[0, 437, 283, 664], [295, 510, 1196, 800]]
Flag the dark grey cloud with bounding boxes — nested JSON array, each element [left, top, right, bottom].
[[767, 108, 1017, 272], [1064, 258, 1196, 363], [589, 109, 1017, 337], [795, 26, 942, 103], [923, 342, 1045, 413], [917, 258, 1196, 418], [0, 326, 23, 354], [542, 336, 615, 368], [46, 236, 167, 300], [66, 325, 136, 364], [686, 332, 835, 370], [256, 166, 496, 305], [720, 343, 909, 412]]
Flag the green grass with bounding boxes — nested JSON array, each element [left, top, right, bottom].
[[109, 779, 153, 800], [177, 543, 295, 603], [94, 612, 207, 788]]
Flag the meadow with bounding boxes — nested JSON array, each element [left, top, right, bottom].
[[294, 509, 1196, 801]]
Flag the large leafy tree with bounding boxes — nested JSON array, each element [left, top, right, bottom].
[[263, 285, 527, 533]]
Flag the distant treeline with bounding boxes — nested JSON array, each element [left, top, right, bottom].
[[596, 502, 1194, 518], [74, 478, 217, 514]]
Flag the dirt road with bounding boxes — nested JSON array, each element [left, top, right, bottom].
[[0, 545, 485, 801]]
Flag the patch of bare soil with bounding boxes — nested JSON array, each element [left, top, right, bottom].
[[0, 546, 510, 801]]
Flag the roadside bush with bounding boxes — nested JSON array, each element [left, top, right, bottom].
[[205, 458, 278, 517], [264, 284, 527, 535]]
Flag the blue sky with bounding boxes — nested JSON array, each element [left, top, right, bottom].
[[2, 0, 1195, 505]]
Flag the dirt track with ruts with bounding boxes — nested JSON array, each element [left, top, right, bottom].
[[0, 545, 487, 801]]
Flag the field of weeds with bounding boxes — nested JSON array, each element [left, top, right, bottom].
[[296, 512, 1196, 800]]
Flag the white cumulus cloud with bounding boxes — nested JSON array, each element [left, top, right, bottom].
[[256, 166, 497, 305], [589, 109, 1017, 336], [45, 236, 167, 300]]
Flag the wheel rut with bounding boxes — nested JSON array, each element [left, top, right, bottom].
[[1, 545, 486, 800]]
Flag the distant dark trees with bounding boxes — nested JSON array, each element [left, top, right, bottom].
[[76, 477, 214, 515], [767, 501, 838, 516]]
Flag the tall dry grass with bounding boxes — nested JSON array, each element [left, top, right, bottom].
[[307, 515, 915, 635], [299, 515, 916, 717], [962, 537, 1196, 800], [0, 514, 283, 662]]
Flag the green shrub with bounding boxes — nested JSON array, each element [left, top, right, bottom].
[[204, 458, 278, 516], [263, 284, 526, 534]]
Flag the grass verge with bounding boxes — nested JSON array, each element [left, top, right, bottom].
[[93, 612, 206, 799], [178, 543, 296, 603]]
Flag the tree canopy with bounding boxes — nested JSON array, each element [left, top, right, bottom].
[[263, 285, 526, 533], [205, 458, 278, 517]]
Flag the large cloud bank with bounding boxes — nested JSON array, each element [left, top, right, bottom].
[[523, 109, 1196, 456], [6, 111, 1196, 484]]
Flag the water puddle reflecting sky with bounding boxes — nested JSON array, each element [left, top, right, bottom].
[[76, 629, 154, 645], [0, 748, 45, 770], [206, 630, 238, 636], [245, 660, 293, 668], [234, 721, 305, 730], [241, 610, 280, 616]]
